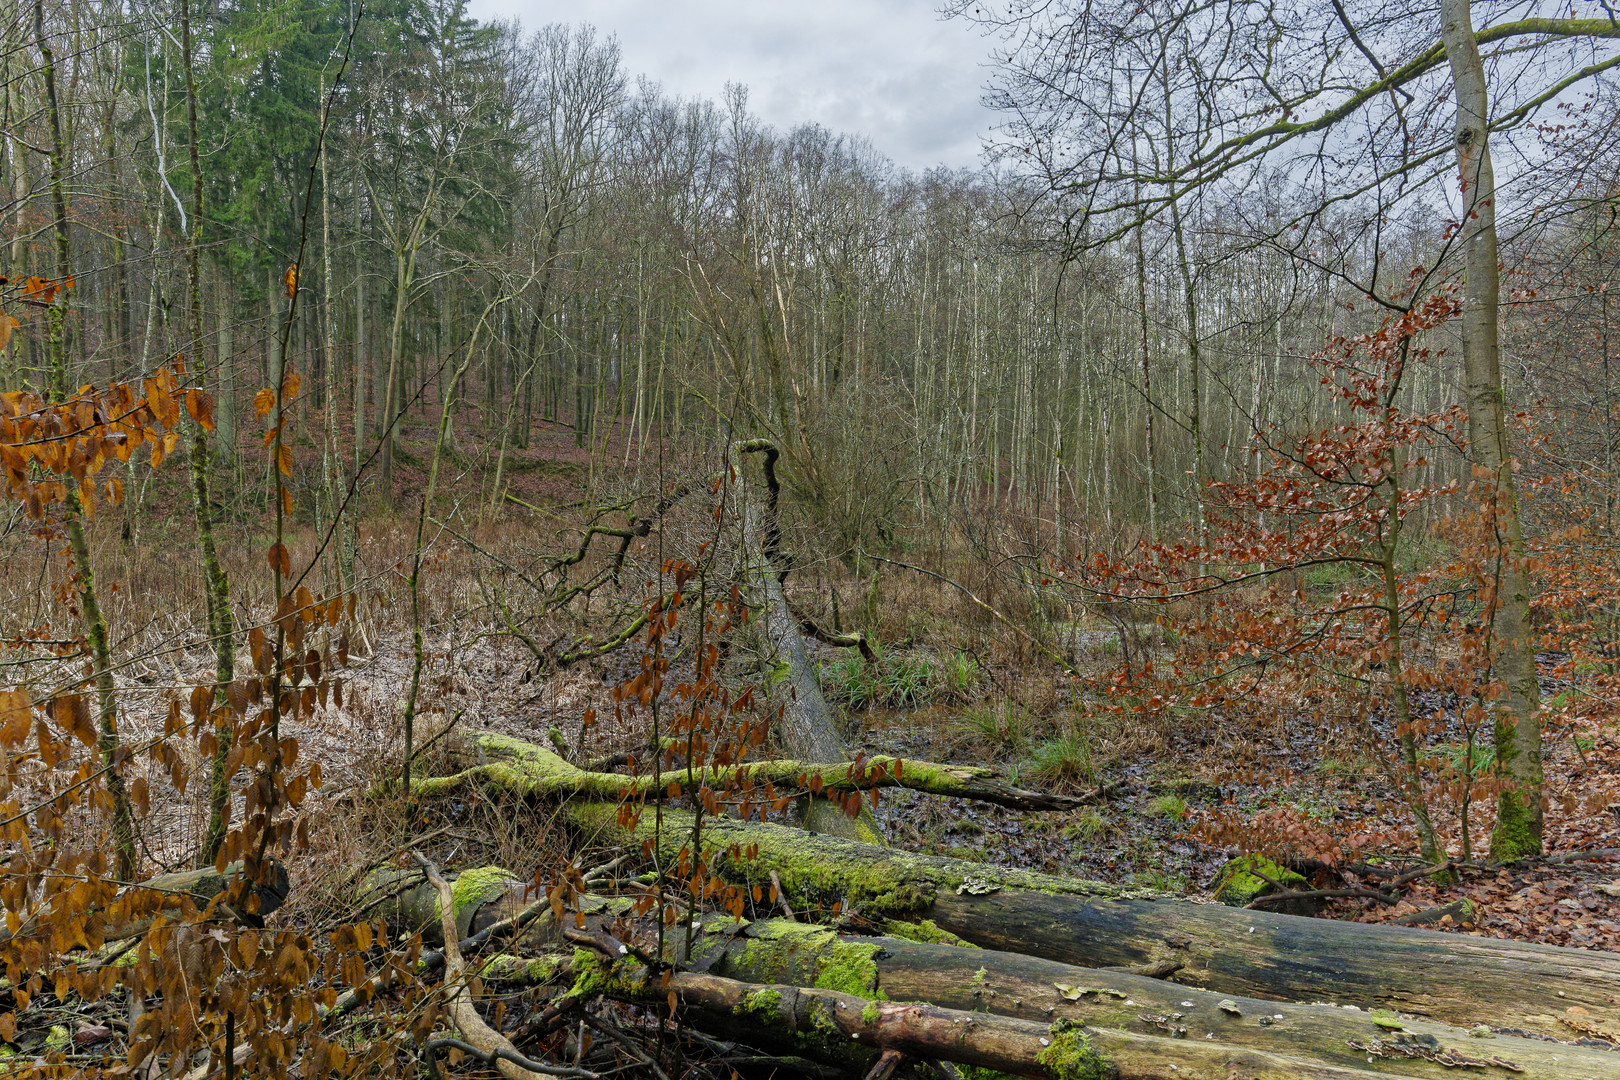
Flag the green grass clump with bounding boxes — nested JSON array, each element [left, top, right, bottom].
[[819, 636, 939, 709], [1147, 793, 1187, 819], [1061, 809, 1108, 842], [956, 701, 1034, 754], [1031, 729, 1095, 791], [942, 650, 981, 697]]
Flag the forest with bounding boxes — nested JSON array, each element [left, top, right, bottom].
[[3, 0, 1620, 1075]]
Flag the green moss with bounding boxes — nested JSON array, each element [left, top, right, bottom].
[[735, 921, 886, 997], [879, 919, 978, 947], [45, 1026, 70, 1053], [1037, 1021, 1109, 1080], [566, 803, 1163, 920], [477, 953, 564, 984], [446, 866, 515, 939], [861, 1001, 882, 1023], [1489, 791, 1540, 861], [959, 1067, 1019, 1080], [1210, 855, 1305, 906], [568, 949, 650, 1001], [734, 987, 784, 1023]]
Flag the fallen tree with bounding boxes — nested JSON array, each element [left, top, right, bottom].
[[559, 801, 1620, 1037], [414, 732, 1106, 812], [368, 870, 1620, 1079], [734, 438, 875, 841]]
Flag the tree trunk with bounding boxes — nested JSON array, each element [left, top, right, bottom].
[[564, 802, 1620, 1036], [688, 919, 1617, 1079], [566, 918, 1618, 1080], [336, 866, 1619, 1077], [412, 731, 1106, 812], [1438, 0, 1543, 860], [735, 440, 880, 841]]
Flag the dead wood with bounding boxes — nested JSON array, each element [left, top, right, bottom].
[[414, 731, 1097, 811], [416, 852, 583, 1080], [563, 801, 1620, 1037]]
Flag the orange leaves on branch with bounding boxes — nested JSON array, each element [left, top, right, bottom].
[[0, 688, 32, 747], [0, 359, 195, 518], [284, 262, 299, 297], [253, 387, 276, 417], [21, 275, 73, 305]]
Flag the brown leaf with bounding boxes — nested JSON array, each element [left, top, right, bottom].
[[185, 389, 215, 431]]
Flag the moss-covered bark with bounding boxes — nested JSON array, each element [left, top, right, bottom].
[[413, 732, 1091, 811], [650, 915, 1616, 1078], [576, 951, 1478, 1080], [563, 802, 1620, 1037]]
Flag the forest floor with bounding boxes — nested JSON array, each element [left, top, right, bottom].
[[268, 604, 1620, 956]]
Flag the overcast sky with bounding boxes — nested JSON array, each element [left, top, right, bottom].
[[460, 0, 1002, 173]]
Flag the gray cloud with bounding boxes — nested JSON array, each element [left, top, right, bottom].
[[463, 0, 1000, 171]]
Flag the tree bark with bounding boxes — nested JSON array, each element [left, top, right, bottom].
[[569, 920, 1616, 1080], [1438, 0, 1543, 859], [735, 439, 879, 841], [564, 802, 1620, 1036], [412, 731, 1105, 812], [684, 919, 1616, 1079]]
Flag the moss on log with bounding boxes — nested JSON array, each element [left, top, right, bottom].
[[564, 802, 1620, 1037], [576, 951, 1474, 1080], [689, 919, 1619, 1079], [414, 732, 1091, 811]]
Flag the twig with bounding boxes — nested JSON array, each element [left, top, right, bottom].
[[864, 1049, 905, 1080], [769, 870, 797, 922], [1246, 887, 1397, 909], [425, 1038, 597, 1080], [578, 1013, 673, 1080], [415, 851, 556, 1080], [1242, 864, 1396, 909], [1535, 847, 1620, 864]]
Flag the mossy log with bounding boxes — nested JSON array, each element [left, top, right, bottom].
[[359, 865, 533, 944], [328, 875, 1619, 1077], [685, 918, 1618, 1079], [564, 802, 1620, 1037], [357, 866, 635, 948], [577, 952, 1462, 1080], [414, 732, 1095, 812]]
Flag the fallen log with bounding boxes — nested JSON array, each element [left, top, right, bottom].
[[735, 438, 875, 841], [578, 952, 1560, 1080], [327, 869, 1620, 1078], [438, 897, 1620, 1079], [414, 732, 1099, 812], [563, 802, 1620, 1037], [690, 918, 1618, 1079]]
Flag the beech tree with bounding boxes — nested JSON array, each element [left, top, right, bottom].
[[953, 0, 1620, 858]]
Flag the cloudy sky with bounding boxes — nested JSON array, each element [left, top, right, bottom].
[[460, 0, 1003, 172]]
